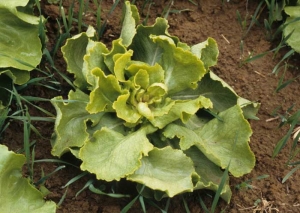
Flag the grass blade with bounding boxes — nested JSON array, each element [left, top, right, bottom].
[[199, 196, 210, 213], [23, 106, 32, 178], [276, 75, 300, 92], [121, 185, 145, 213], [145, 198, 167, 213], [121, 194, 139, 213], [34, 158, 79, 168], [282, 164, 300, 183], [89, 184, 130, 198], [273, 110, 300, 157], [96, 3, 102, 39], [62, 172, 88, 188], [139, 195, 146, 213], [182, 195, 191, 213], [8, 116, 54, 122], [57, 187, 68, 207], [78, 0, 84, 33], [272, 49, 295, 75], [34, 165, 66, 186], [244, 1, 264, 38], [211, 161, 231, 212], [76, 179, 94, 197]]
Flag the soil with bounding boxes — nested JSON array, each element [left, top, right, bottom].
[[1, 0, 300, 212]]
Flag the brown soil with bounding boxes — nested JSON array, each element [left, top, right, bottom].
[[2, 0, 300, 212]]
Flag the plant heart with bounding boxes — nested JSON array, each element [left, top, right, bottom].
[[51, 1, 259, 202]]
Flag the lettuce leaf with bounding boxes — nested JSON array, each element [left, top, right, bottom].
[[0, 145, 56, 213]]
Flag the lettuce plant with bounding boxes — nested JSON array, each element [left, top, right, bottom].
[[0, 144, 56, 213], [0, 0, 43, 125], [51, 1, 259, 201], [283, 0, 300, 53]]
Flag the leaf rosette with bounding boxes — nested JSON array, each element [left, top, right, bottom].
[[51, 1, 259, 201]]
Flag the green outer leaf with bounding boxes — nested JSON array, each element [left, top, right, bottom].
[[61, 32, 91, 90], [0, 144, 56, 213], [87, 112, 126, 135], [86, 68, 123, 113], [195, 105, 255, 177], [163, 123, 203, 151], [51, 89, 103, 157], [238, 97, 260, 120], [191, 37, 219, 69], [0, 0, 28, 8], [0, 9, 42, 71], [171, 72, 238, 113], [120, 1, 139, 47], [0, 0, 40, 24], [1, 68, 30, 85], [163, 121, 247, 199], [283, 6, 300, 53], [151, 96, 212, 129], [284, 5, 300, 17], [127, 147, 199, 197], [130, 18, 169, 65], [185, 146, 232, 203], [79, 126, 155, 181], [152, 35, 206, 95]]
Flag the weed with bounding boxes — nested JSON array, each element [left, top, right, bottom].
[[269, 105, 300, 181], [236, 0, 264, 39], [275, 61, 300, 93], [263, 0, 285, 41], [121, 186, 145, 213], [273, 109, 300, 158], [235, 174, 270, 190], [282, 164, 300, 183], [199, 161, 230, 213], [0, 108, 10, 137]]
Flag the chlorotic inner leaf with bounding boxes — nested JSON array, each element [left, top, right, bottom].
[[86, 68, 123, 113]]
